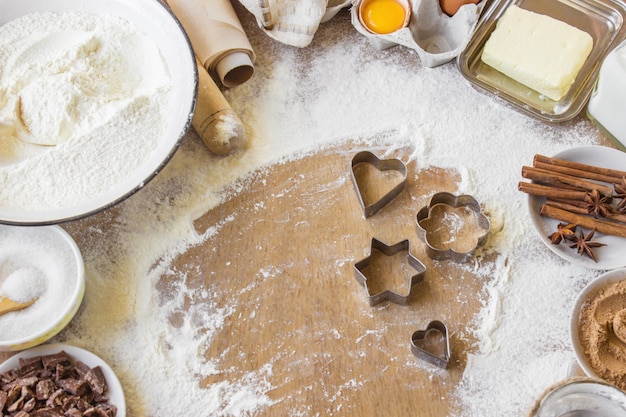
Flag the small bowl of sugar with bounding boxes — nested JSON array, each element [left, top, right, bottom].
[[0, 225, 85, 351]]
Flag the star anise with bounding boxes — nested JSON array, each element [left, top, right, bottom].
[[548, 222, 577, 245], [585, 188, 614, 218], [569, 228, 606, 262], [614, 177, 626, 213]]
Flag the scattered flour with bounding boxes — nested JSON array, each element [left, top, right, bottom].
[[0, 11, 171, 210], [25, 6, 609, 417]]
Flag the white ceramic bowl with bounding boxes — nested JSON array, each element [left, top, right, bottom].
[[570, 268, 626, 378], [0, 225, 85, 351], [0, 0, 197, 225], [0, 343, 125, 417]]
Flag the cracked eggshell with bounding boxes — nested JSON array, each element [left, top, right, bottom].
[[351, 0, 485, 67]]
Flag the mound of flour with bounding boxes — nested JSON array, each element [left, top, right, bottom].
[[0, 11, 172, 211]]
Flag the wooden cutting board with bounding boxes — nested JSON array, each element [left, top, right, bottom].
[[161, 141, 493, 415]]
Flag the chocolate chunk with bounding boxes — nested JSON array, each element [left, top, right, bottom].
[[14, 375, 39, 388], [99, 403, 118, 417], [56, 379, 87, 396], [46, 389, 66, 408], [36, 379, 57, 400], [65, 408, 83, 417], [23, 396, 37, 412], [6, 384, 21, 405], [83, 367, 107, 395], [34, 407, 65, 417], [1, 368, 18, 385], [0, 390, 7, 410], [74, 397, 92, 412], [7, 394, 24, 412], [73, 361, 91, 378], [55, 363, 73, 381], [42, 352, 71, 371], [18, 356, 43, 376], [91, 392, 109, 404], [84, 406, 109, 417]]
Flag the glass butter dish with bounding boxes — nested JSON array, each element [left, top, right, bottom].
[[457, 0, 626, 122]]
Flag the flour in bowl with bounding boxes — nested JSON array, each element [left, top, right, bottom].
[[0, 11, 172, 211]]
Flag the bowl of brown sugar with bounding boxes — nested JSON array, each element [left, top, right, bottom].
[[571, 268, 626, 390]]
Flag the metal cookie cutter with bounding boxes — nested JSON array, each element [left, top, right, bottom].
[[416, 192, 490, 263], [354, 238, 426, 306], [410, 320, 451, 369], [351, 151, 407, 218]]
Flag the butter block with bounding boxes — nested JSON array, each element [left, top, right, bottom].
[[481, 5, 593, 101]]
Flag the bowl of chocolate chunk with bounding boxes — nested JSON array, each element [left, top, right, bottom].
[[0, 344, 125, 417], [571, 268, 626, 390], [0, 225, 85, 351], [0, 0, 197, 225]]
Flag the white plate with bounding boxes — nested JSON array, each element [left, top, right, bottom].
[[0, 343, 126, 417], [528, 145, 626, 270]]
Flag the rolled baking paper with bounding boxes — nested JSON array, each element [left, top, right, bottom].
[[167, 0, 256, 87]]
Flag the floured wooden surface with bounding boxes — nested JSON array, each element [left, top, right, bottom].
[[156, 142, 493, 415]]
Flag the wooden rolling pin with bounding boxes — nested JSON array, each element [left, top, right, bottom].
[[165, 0, 248, 155], [193, 58, 247, 155]]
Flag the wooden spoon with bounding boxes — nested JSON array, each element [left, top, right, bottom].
[[0, 297, 36, 316]]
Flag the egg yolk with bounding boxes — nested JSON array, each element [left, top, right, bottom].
[[361, 0, 407, 34]]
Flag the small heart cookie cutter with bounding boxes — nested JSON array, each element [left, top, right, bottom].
[[354, 238, 426, 306], [350, 151, 408, 218], [416, 192, 490, 262], [410, 320, 451, 369]]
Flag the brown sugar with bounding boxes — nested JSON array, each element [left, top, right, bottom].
[[579, 279, 626, 390]]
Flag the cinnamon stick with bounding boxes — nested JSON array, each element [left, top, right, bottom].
[[521, 166, 613, 195], [546, 197, 586, 208], [518, 182, 588, 200], [540, 204, 626, 238], [544, 200, 626, 224], [534, 160, 624, 185], [534, 154, 626, 183]]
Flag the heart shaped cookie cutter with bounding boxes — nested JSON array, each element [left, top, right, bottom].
[[416, 192, 490, 262], [410, 320, 451, 369], [350, 151, 408, 218], [354, 238, 426, 306]]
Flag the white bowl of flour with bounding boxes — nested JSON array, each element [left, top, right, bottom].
[[0, 225, 85, 351], [0, 0, 197, 224]]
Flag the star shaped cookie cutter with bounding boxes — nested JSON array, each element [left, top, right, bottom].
[[410, 320, 451, 369], [416, 192, 490, 263], [353, 238, 426, 306], [350, 151, 408, 218]]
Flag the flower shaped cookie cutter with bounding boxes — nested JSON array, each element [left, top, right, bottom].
[[416, 192, 490, 262]]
